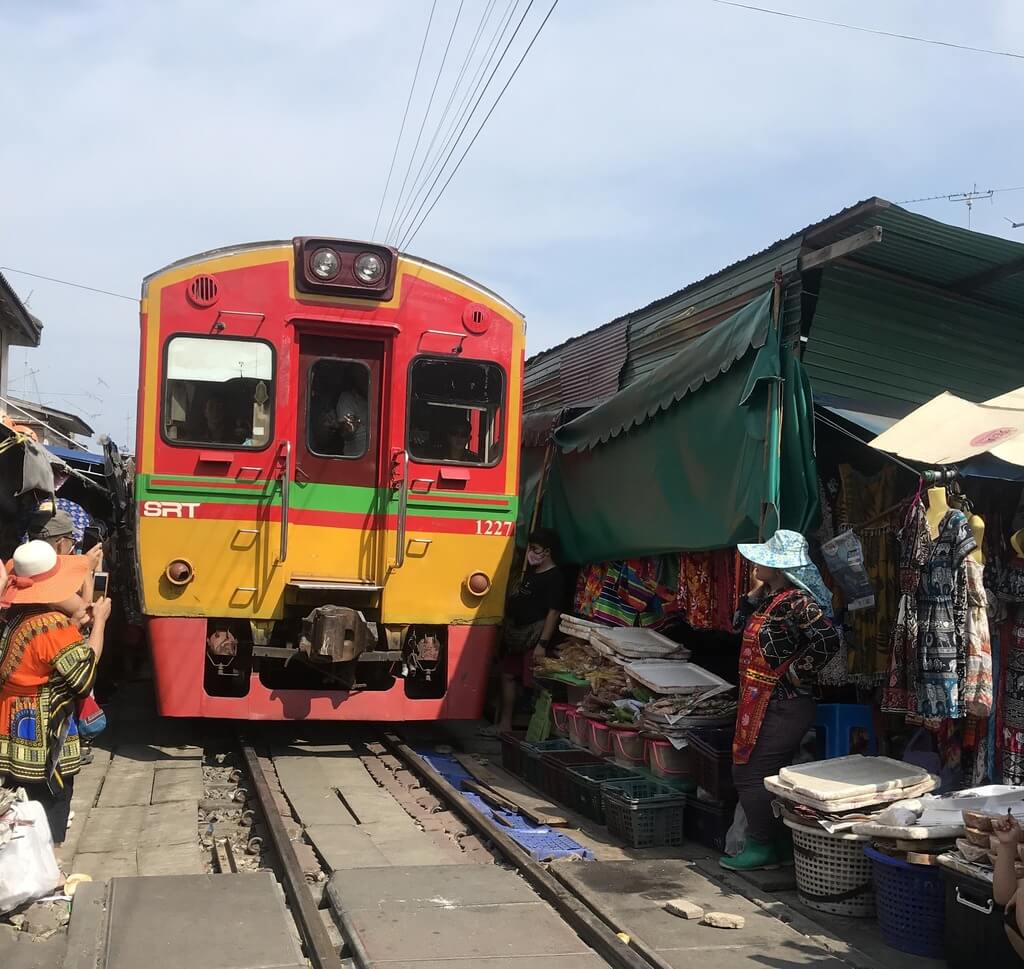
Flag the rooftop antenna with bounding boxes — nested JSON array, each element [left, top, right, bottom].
[[1006, 217, 1024, 230], [948, 183, 993, 229]]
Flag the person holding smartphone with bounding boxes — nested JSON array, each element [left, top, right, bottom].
[[0, 542, 111, 846]]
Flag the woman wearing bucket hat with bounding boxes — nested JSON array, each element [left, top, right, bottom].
[[0, 541, 111, 844], [721, 529, 841, 872]]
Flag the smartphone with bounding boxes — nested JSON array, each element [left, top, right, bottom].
[[92, 571, 108, 602]]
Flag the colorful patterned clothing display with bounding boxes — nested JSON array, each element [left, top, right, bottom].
[[963, 557, 993, 718], [574, 562, 607, 618], [0, 608, 95, 793], [1000, 608, 1024, 785], [882, 501, 929, 716], [837, 465, 901, 683], [916, 509, 975, 723]]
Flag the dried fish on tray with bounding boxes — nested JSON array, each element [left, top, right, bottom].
[[534, 640, 603, 679]]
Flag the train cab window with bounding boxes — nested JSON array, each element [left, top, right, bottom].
[[408, 357, 504, 465], [163, 337, 273, 448], [307, 360, 371, 459]]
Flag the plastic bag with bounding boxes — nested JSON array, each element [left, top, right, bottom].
[[0, 799, 61, 914], [821, 530, 875, 611], [724, 803, 747, 856]]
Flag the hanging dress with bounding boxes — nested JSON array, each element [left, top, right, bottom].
[[963, 557, 993, 718], [916, 509, 975, 724], [1002, 608, 1024, 785], [881, 500, 929, 716]]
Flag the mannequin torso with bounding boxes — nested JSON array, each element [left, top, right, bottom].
[[926, 486, 950, 539]]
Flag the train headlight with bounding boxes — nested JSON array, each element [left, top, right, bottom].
[[311, 248, 341, 280], [465, 571, 491, 597], [166, 559, 194, 586], [354, 252, 385, 284]]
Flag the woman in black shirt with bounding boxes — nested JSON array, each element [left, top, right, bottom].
[[495, 528, 563, 733]]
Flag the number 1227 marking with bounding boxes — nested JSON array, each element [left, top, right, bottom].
[[475, 520, 514, 536]]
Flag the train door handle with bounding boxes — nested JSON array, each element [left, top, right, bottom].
[[278, 440, 292, 563], [389, 449, 409, 570]]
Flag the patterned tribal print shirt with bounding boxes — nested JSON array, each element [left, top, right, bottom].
[[734, 590, 842, 699]]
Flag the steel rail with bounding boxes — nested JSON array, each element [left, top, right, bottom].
[[239, 743, 347, 969], [383, 734, 670, 969]]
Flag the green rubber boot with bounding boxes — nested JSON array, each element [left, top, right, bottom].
[[719, 838, 781, 872]]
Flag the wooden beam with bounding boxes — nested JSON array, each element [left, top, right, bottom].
[[952, 254, 1024, 293], [799, 226, 884, 272], [803, 197, 891, 245]]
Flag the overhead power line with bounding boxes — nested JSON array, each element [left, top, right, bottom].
[[385, 0, 468, 244], [371, 0, 439, 242], [390, 0, 522, 246], [0, 266, 137, 302], [401, 0, 560, 249], [710, 1, 1024, 61], [387, 0, 501, 245]]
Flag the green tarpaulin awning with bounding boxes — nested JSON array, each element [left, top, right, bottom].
[[538, 290, 818, 563]]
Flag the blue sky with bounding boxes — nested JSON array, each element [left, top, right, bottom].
[[1, 0, 1022, 446]]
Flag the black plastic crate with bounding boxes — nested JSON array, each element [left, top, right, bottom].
[[565, 762, 644, 824], [683, 796, 734, 852], [941, 867, 1019, 968], [602, 779, 686, 848], [539, 749, 602, 803], [522, 738, 575, 789], [688, 732, 736, 804], [499, 732, 526, 777]]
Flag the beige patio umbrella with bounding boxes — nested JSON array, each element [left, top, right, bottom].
[[869, 387, 1024, 467]]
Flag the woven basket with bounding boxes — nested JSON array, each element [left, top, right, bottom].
[[784, 820, 875, 918]]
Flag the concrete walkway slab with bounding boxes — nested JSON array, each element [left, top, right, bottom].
[[329, 864, 603, 965], [138, 802, 198, 848], [70, 849, 138, 879], [150, 767, 202, 803], [102, 874, 305, 969], [77, 806, 146, 853], [137, 843, 204, 876], [307, 825, 390, 869], [96, 769, 154, 808], [553, 860, 846, 968]]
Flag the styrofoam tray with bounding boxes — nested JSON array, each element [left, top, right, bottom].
[[777, 756, 934, 802], [623, 660, 732, 696], [851, 820, 964, 840], [765, 775, 938, 813], [591, 627, 686, 658]]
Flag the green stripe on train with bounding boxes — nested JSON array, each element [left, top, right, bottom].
[[137, 475, 517, 520]]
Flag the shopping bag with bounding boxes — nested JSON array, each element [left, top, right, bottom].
[[0, 799, 61, 914], [77, 694, 106, 738]]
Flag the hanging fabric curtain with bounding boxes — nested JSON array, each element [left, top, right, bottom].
[[540, 290, 819, 563]]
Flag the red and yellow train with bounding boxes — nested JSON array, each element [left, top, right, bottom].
[[134, 237, 523, 719]]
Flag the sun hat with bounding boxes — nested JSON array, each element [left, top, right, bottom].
[[4, 540, 90, 605], [737, 530, 812, 569], [29, 510, 75, 541]]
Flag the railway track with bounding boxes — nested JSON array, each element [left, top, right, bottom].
[[234, 730, 663, 969]]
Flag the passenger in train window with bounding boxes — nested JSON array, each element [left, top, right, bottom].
[[444, 415, 474, 462], [198, 393, 248, 446], [310, 361, 369, 458]]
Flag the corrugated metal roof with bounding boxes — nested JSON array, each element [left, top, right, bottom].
[[0, 272, 42, 348], [803, 263, 1022, 410], [525, 197, 1024, 415]]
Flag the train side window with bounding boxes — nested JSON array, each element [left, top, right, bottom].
[[307, 359, 371, 459], [162, 337, 273, 448], [408, 357, 504, 466]]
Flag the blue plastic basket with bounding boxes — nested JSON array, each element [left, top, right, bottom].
[[507, 827, 593, 861], [865, 845, 945, 958]]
